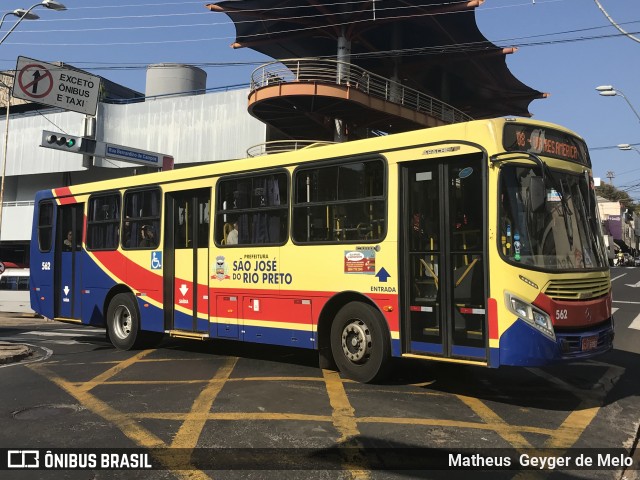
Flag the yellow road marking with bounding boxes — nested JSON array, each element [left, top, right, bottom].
[[528, 366, 623, 449], [323, 369, 359, 442], [171, 357, 237, 450], [358, 416, 555, 437], [456, 395, 533, 448], [132, 412, 333, 422], [545, 405, 601, 449], [77, 350, 153, 392], [30, 363, 211, 479], [26, 347, 625, 479], [322, 369, 370, 480]]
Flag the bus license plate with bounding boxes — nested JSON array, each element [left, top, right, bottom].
[[581, 335, 598, 351]]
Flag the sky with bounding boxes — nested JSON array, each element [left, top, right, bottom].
[[0, 0, 638, 198]]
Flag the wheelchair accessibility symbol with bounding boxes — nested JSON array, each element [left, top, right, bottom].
[[151, 251, 162, 270]]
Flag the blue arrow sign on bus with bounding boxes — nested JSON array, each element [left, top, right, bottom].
[[375, 267, 391, 282]]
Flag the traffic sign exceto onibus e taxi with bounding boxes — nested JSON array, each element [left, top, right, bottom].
[[12, 56, 100, 116]]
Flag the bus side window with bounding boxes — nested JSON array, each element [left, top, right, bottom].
[[37, 201, 54, 252], [216, 172, 288, 247], [123, 188, 161, 249], [293, 159, 385, 243], [87, 193, 121, 250]]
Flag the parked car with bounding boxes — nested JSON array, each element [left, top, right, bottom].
[[634, 257, 640, 267]]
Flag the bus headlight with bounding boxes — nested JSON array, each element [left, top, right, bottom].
[[510, 297, 529, 318], [505, 292, 555, 341]]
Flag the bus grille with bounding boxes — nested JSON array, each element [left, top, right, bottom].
[[558, 326, 614, 355], [543, 277, 610, 301]]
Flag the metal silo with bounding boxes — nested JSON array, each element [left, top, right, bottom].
[[145, 63, 207, 98]]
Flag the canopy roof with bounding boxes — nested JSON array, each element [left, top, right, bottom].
[[207, 0, 546, 118]]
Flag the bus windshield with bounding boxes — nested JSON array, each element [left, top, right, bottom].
[[499, 164, 608, 271]]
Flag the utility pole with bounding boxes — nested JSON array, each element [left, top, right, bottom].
[[606, 171, 615, 184]]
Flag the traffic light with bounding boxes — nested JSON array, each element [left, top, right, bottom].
[[42, 131, 82, 152]]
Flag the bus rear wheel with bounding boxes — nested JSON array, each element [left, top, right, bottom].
[[330, 302, 391, 383], [107, 293, 140, 350]]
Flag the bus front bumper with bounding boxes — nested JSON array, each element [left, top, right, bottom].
[[497, 318, 614, 367]]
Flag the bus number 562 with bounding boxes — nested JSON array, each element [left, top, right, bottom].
[[556, 309, 568, 320], [41, 262, 51, 271]]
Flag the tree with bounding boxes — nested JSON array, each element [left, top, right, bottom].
[[596, 183, 638, 212]]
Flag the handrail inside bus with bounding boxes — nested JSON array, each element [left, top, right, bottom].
[[454, 258, 479, 288]]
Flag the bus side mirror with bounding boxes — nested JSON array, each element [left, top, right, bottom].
[[529, 176, 546, 212]]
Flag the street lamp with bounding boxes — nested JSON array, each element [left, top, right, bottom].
[[0, 1, 65, 46], [0, 0, 66, 244], [596, 85, 640, 123], [0, 10, 40, 31], [618, 144, 640, 156]]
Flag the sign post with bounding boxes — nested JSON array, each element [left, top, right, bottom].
[[12, 56, 100, 116]]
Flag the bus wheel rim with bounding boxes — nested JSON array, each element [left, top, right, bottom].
[[341, 320, 371, 363], [113, 305, 132, 340]]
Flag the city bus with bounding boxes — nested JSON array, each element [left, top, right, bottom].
[[0, 265, 33, 314], [29, 117, 614, 382]]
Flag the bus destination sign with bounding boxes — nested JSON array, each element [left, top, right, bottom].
[[503, 123, 590, 167]]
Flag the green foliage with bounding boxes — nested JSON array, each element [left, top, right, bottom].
[[596, 183, 638, 211]]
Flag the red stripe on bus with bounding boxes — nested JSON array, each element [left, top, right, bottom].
[[90, 252, 399, 329], [93, 250, 163, 304], [487, 297, 498, 340], [53, 187, 76, 204]]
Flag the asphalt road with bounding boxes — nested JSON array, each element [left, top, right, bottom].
[[609, 265, 640, 353], [0, 269, 638, 480]]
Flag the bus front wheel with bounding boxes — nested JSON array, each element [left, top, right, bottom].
[[107, 293, 140, 350], [330, 302, 391, 383]]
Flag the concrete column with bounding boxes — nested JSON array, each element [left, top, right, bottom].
[[336, 33, 351, 85], [335, 29, 351, 142]]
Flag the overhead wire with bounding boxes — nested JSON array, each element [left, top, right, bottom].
[[2, 0, 637, 50], [2, 14, 639, 59], [593, 0, 640, 44]]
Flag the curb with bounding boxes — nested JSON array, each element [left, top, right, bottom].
[[0, 344, 33, 365]]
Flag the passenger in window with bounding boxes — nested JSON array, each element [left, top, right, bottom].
[[63, 231, 73, 251], [140, 225, 156, 248], [226, 222, 239, 245]]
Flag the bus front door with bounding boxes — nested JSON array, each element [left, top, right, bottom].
[[165, 189, 210, 334], [402, 155, 487, 361], [55, 204, 84, 320]]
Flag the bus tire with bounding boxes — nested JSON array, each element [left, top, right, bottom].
[[106, 293, 140, 350], [330, 301, 391, 383]]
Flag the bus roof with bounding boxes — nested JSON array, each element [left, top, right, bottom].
[[39, 117, 585, 199]]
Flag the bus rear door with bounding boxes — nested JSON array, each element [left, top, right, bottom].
[[56, 203, 84, 320], [401, 155, 488, 362]]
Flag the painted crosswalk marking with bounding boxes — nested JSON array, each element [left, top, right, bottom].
[[19, 330, 97, 337], [11, 327, 105, 345]]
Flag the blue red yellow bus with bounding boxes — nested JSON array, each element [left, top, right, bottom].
[[30, 118, 614, 382]]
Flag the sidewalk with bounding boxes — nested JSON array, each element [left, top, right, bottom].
[[0, 312, 50, 364]]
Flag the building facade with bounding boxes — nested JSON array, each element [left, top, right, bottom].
[[0, 86, 266, 264]]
